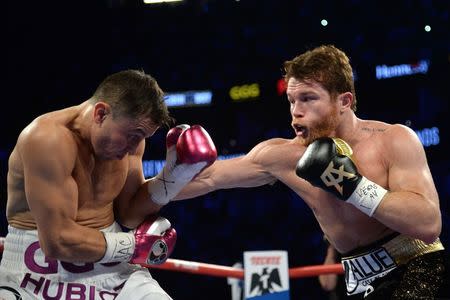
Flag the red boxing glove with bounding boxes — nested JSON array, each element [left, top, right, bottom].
[[130, 216, 177, 265], [98, 216, 176, 265], [177, 125, 217, 166], [148, 124, 217, 205], [166, 124, 190, 150]]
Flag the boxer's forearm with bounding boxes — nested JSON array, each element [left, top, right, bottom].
[[172, 160, 224, 200], [40, 223, 108, 263], [373, 191, 441, 243], [174, 178, 217, 200], [174, 158, 275, 200], [115, 182, 163, 229]]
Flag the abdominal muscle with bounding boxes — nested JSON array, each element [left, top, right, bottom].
[[305, 190, 394, 254], [6, 139, 124, 231], [7, 201, 115, 231]]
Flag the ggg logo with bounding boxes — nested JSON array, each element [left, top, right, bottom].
[[229, 83, 260, 101]]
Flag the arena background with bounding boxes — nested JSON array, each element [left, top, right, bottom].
[[3, 0, 449, 299]]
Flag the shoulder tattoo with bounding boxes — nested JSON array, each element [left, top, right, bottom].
[[361, 127, 386, 132]]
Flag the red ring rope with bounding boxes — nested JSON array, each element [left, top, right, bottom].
[[0, 237, 344, 279], [147, 258, 344, 279]]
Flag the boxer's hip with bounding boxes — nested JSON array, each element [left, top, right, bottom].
[[341, 233, 445, 296], [0, 223, 143, 286]]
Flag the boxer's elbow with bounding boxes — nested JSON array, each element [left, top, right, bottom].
[[416, 208, 441, 244], [419, 219, 441, 244], [39, 229, 79, 260], [40, 237, 65, 259]]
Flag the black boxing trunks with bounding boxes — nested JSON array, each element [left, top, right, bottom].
[[341, 233, 447, 298]]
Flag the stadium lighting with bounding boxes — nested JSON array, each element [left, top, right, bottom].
[[143, 0, 183, 4]]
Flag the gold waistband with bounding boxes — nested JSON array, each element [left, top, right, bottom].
[[383, 234, 444, 265], [342, 234, 444, 266], [342, 234, 445, 266]]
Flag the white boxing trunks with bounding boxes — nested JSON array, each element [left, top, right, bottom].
[[0, 223, 173, 300]]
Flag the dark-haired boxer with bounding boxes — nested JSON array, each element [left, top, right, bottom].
[[0, 69, 217, 299], [175, 45, 449, 299]]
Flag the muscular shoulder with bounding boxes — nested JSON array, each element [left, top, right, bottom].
[[383, 123, 417, 138], [17, 116, 78, 167], [360, 121, 418, 146], [382, 124, 424, 161], [382, 124, 422, 149], [247, 138, 305, 169], [252, 138, 292, 149]]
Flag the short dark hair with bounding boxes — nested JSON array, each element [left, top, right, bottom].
[[92, 69, 173, 127], [284, 45, 357, 111]]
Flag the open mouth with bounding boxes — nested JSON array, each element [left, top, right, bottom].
[[293, 124, 307, 137]]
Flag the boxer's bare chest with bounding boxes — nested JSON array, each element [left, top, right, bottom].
[[296, 132, 392, 252], [351, 134, 388, 189], [73, 152, 129, 210]]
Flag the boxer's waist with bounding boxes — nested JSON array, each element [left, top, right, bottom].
[[341, 233, 444, 295], [342, 233, 444, 266], [0, 224, 137, 281]]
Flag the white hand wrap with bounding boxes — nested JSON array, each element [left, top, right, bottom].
[[97, 232, 135, 263], [148, 146, 206, 205], [347, 176, 388, 216], [148, 161, 207, 205]]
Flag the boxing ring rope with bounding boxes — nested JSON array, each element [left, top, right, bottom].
[[0, 237, 344, 279], [146, 258, 344, 279]]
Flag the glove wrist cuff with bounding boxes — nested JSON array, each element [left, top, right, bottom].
[[347, 177, 387, 217], [147, 172, 187, 206], [148, 162, 207, 205], [98, 232, 135, 263]]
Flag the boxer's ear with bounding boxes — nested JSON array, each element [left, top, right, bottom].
[[337, 92, 353, 113], [93, 102, 109, 123]]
